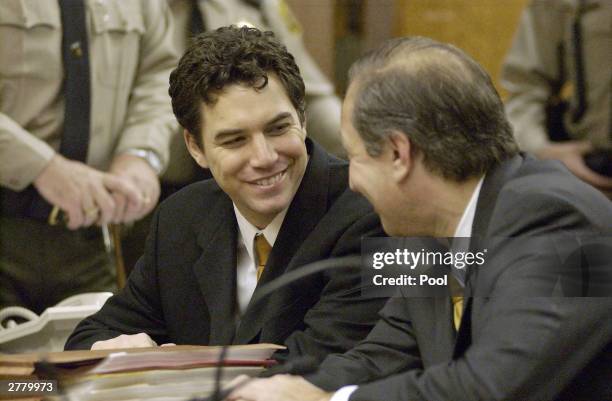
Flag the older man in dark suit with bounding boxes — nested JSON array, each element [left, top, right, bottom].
[[229, 37, 612, 401], [64, 26, 386, 362]]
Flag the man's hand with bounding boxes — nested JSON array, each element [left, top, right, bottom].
[[227, 375, 333, 401], [108, 153, 160, 223], [91, 333, 158, 350], [33, 154, 139, 229], [537, 141, 612, 193]]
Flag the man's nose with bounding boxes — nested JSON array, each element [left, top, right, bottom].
[[250, 134, 278, 168]]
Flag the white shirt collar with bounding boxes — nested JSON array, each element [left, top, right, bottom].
[[233, 205, 288, 265], [453, 176, 485, 238]]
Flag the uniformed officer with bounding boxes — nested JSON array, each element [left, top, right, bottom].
[[501, 0, 612, 196], [0, 0, 178, 313]]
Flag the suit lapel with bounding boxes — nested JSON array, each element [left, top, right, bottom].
[[193, 194, 238, 345], [432, 296, 456, 363], [453, 297, 473, 358], [235, 140, 331, 344], [454, 155, 524, 355], [422, 239, 455, 363]]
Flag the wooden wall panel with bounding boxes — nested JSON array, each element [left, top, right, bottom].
[[395, 0, 530, 96]]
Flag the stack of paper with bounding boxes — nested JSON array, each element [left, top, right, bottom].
[[0, 344, 283, 401], [66, 365, 263, 401]]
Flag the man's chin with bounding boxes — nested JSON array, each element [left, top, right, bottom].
[[249, 199, 290, 221], [255, 204, 287, 219]]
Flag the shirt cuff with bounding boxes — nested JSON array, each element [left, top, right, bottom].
[[329, 385, 358, 401]]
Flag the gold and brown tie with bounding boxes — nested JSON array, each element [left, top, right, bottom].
[[254, 234, 272, 281], [449, 275, 464, 331]]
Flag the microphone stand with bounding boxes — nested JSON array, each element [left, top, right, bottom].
[[189, 255, 363, 401]]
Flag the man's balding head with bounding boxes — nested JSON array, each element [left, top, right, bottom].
[[346, 36, 518, 181]]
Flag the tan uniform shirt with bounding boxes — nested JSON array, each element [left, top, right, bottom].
[[164, 0, 343, 183], [501, 0, 611, 153], [0, 0, 179, 191]]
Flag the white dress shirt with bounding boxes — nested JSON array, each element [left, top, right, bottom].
[[234, 205, 288, 314], [330, 176, 484, 401]]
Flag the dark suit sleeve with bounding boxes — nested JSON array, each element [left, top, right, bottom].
[[306, 293, 423, 391], [277, 212, 389, 362], [309, 192, 612, 401], [64, 210, 170, 350]]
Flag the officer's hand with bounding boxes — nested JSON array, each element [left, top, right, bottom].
[[537, 141, 612, 191], [108, 153, 160, 223], [33, 154, 134, 229], [91, 333, 158, 350]]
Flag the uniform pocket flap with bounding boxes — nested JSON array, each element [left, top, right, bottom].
[[91, 0, 145, 35], [0, 0, 60, 29]]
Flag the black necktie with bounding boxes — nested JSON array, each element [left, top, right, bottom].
[[571, 0, 587, 123], [186, 0, 214, 182], [189, 0, 206, 37], [58, 0, 91, 162]]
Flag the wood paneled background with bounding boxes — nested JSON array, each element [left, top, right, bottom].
[[289, 0, 531, 97], [392, 0, 529, 96]]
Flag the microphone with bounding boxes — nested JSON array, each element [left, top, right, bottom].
[[190, 255, 363, 401], [194, 355, 320, 401], [248, 255, 362, 309]]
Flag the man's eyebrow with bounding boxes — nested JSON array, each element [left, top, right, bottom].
[[213, 112, 294, 141], [213, 128, 244, 142], [265, 112, 293, 126]]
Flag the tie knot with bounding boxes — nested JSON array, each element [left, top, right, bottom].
[[254, 233, 272, 270], [254, 234, 271, 281]]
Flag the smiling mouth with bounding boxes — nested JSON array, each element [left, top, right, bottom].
[[253, 169, 287, 187]]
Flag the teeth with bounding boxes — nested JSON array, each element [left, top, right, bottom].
[[255, 171, 284, 186]]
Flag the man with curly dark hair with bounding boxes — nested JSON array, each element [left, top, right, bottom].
[[65, 26, 387, 363]]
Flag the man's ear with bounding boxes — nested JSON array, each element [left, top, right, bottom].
[[388, 130, 412, 182], [183, 130, 209, 168]]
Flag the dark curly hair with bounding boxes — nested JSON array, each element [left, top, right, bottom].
[[169, 25, 306, 146]]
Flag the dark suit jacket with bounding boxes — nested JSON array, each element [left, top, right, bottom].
[[308, 154, 612, 401], [65, 140, 387, 362]]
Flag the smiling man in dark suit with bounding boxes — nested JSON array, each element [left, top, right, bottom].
[[64, 26, 386, 362], [229, 36, 612, 401]]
